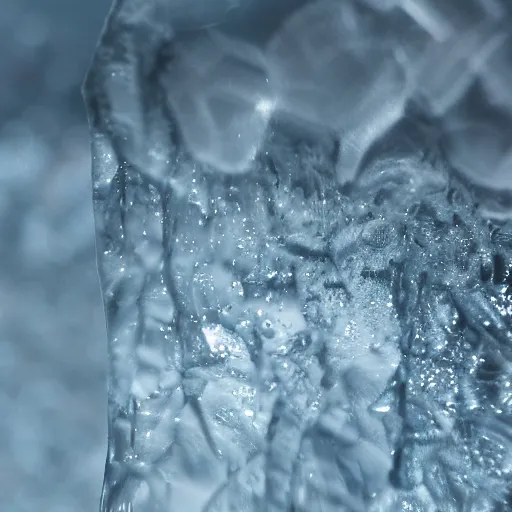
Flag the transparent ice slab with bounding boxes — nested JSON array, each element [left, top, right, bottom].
[[84, 0, 512, 510]]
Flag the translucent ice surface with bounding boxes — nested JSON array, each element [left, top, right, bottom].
[[84, 0, 512, 510]]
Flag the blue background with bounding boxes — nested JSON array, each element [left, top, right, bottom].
[[0, 1, 110, 510]]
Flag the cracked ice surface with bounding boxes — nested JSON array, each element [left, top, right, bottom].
[[84, 0, 512, 510]]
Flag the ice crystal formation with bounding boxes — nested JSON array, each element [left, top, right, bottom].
[[84, 0, 512, 510]]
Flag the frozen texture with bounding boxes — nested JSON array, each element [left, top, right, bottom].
[[84, 0, 512, 511]]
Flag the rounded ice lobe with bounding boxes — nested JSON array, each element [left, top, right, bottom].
[[266, 1, 407, 129], [164, 31, 275, 174], [266, 0, 408, 181]]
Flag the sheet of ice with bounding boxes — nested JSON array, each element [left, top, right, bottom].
[[84, 0, 512, 510]]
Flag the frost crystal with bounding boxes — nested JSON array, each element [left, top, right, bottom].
[[84, 0, 512, 510]]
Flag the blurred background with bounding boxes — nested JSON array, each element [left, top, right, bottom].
[[0, 1, 110, 511]]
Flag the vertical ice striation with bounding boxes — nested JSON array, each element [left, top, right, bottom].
[[84, 0, 512, 510]]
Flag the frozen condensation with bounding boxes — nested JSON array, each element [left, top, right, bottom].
[[84, 0, 512, 510]]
